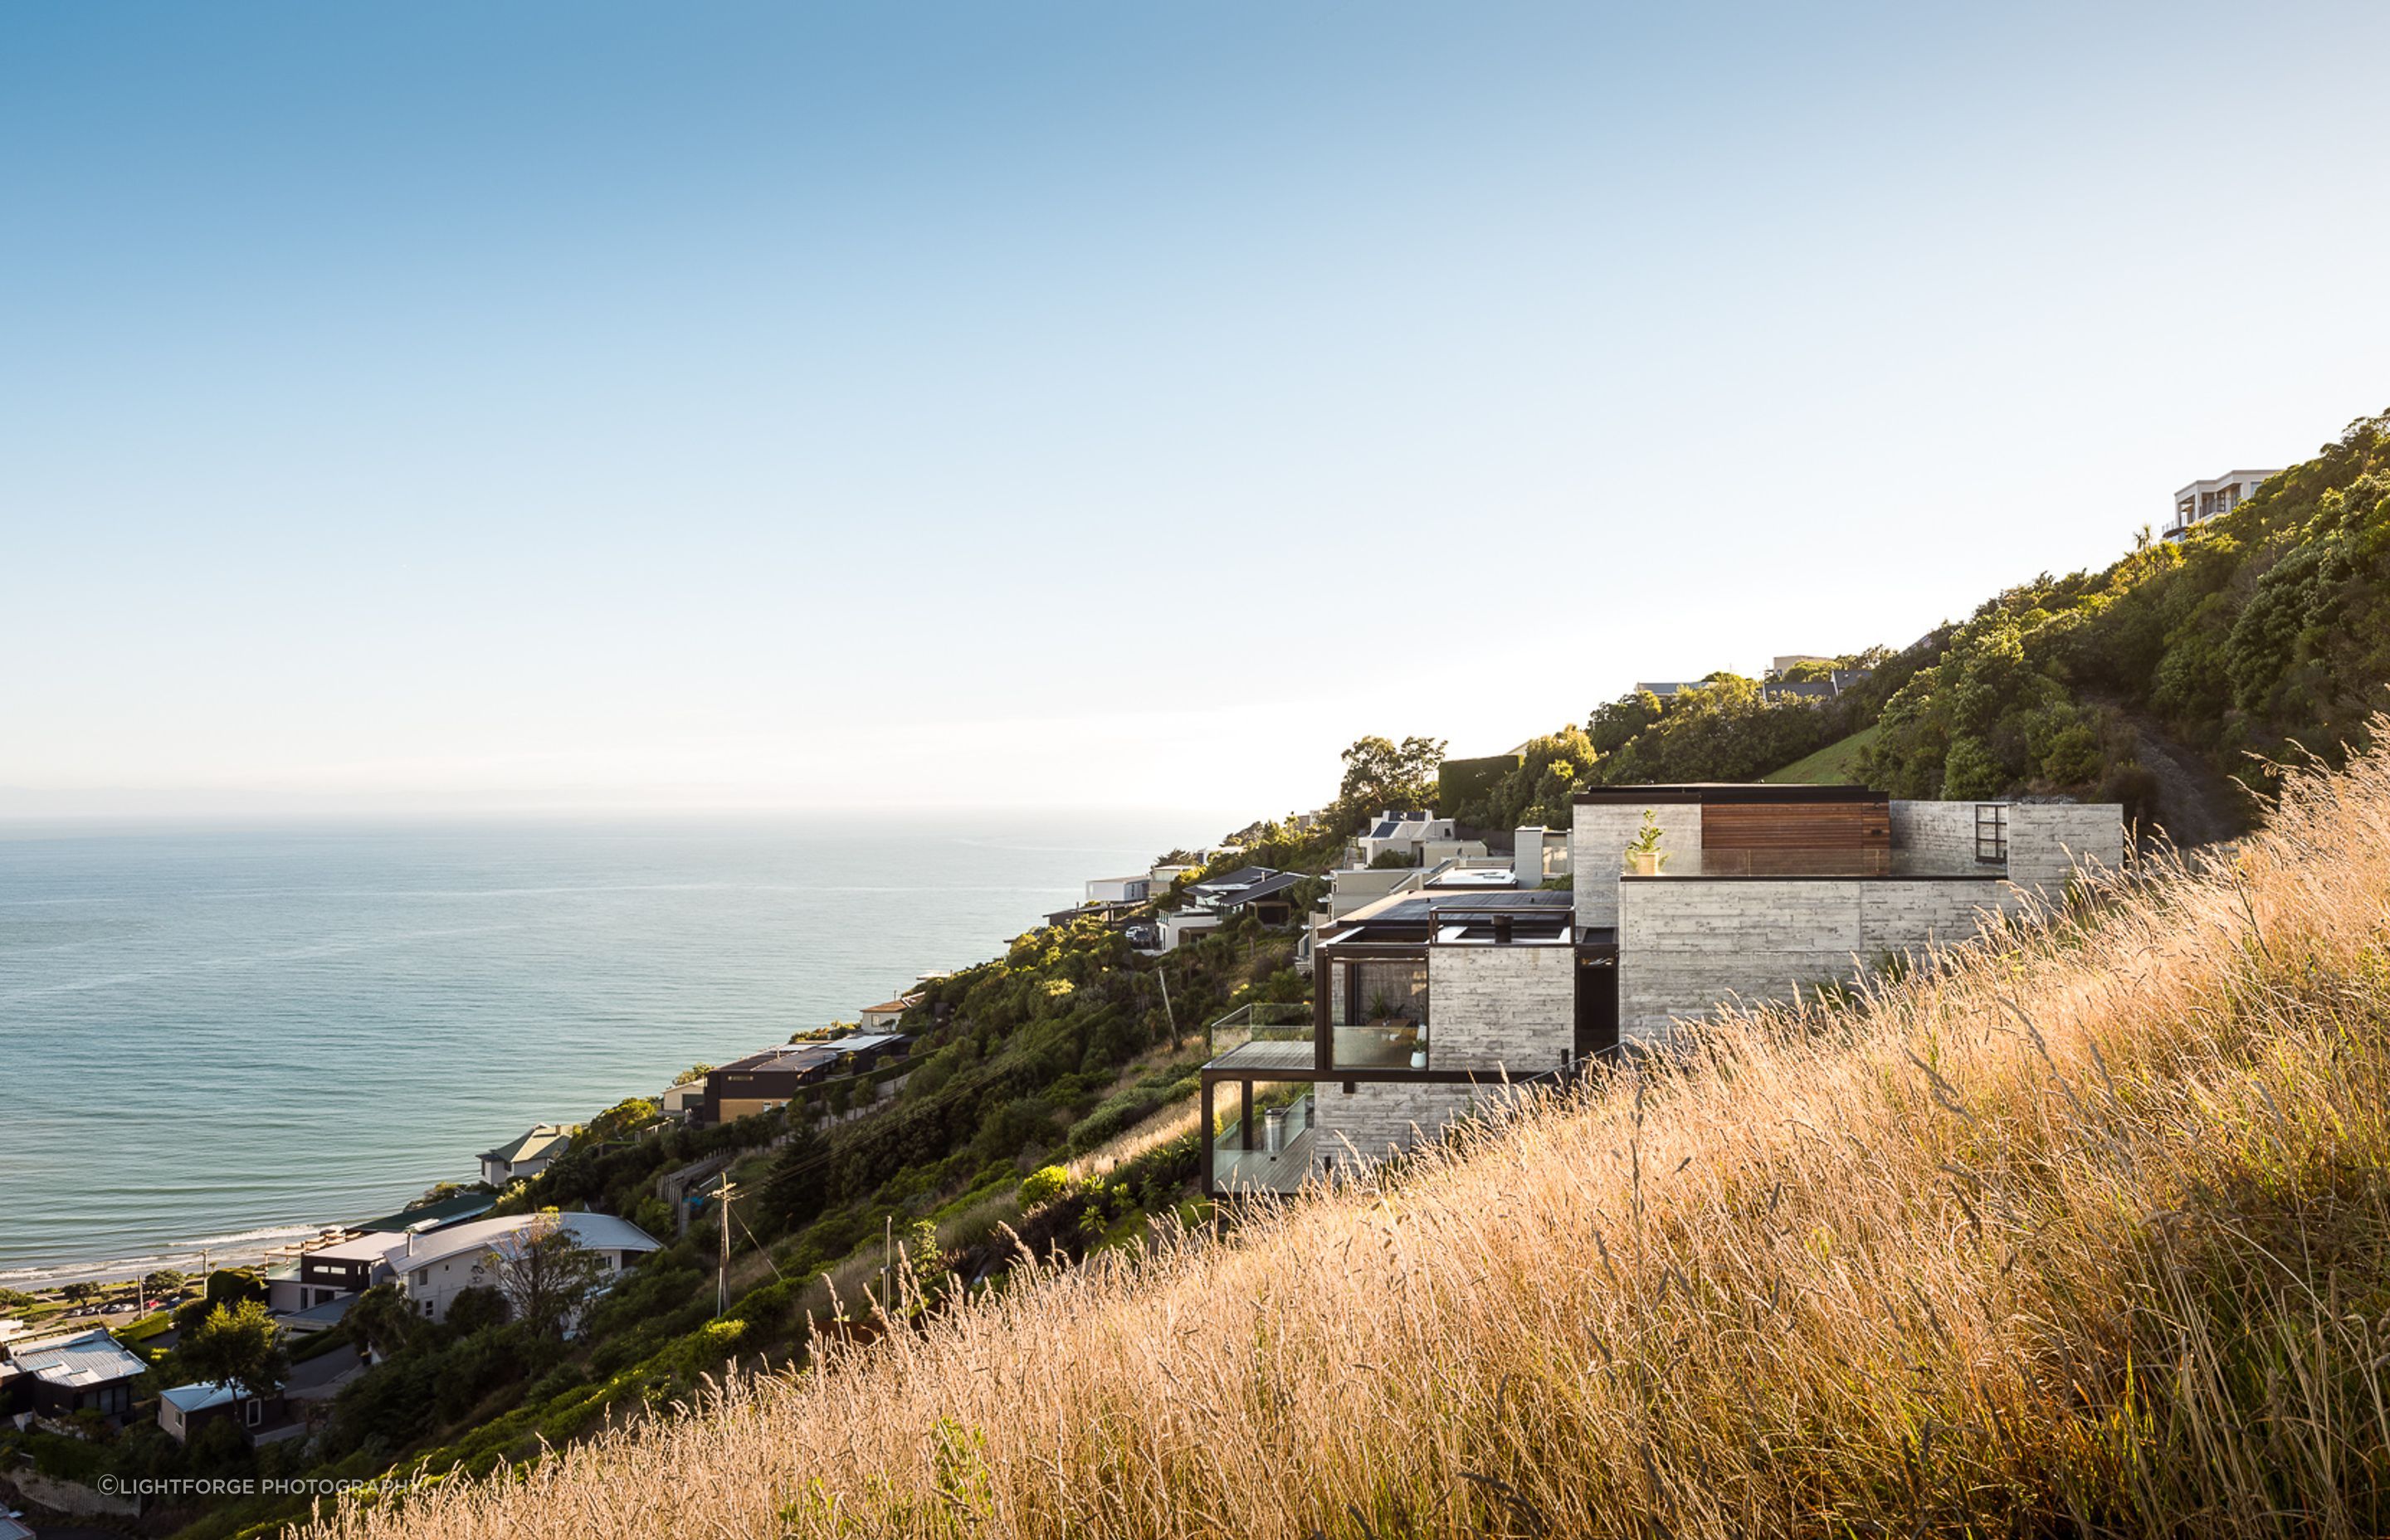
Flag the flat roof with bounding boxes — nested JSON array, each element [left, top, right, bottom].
[[1574, 783, 1885, 805], [1343, 889, 1572, 926]]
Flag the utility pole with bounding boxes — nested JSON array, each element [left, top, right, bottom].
[[715, 1170, 730, 1317], [880, 1215, 894, 1315], [1158, 968, 1178, 1050]]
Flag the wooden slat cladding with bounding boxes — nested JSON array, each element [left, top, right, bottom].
[[1700, 799, 1890, 852]]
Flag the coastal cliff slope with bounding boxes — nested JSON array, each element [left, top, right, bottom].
[[302, 743, 2390, 1538]]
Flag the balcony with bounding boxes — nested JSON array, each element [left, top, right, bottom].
[[1209, 1089, 1315, 1195], [1203, 1001, 1313, 1069]]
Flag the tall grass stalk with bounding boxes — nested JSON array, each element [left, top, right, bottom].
[[305, 739, 2390, 1538]]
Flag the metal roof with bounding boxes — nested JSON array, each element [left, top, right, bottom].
[[162, 1379, 278, 1413], [354, 1192, 497, 1233], [479, 1124, 573, 1166], [399, 1211, 663, 1276], [6, 1328, 146, 1387]]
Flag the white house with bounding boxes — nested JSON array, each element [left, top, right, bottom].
[[302, 1211, 661, 1328], [1354, 811, 1456, 867], [2167, 469, 2280, 539], [478, 1123, 573, 1187], [858, 993, 920, 1031], [1083, 875, 1151, 904], [395, 1211, 661, 1326]]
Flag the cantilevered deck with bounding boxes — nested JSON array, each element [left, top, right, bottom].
[[1203, 1038, 1316, 1073]]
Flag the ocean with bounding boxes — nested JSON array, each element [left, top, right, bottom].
[[0, 811, 1226, 1285]]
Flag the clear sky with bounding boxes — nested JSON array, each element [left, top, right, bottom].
[[5, 2, 2386, 820]]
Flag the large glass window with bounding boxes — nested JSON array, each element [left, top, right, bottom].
[[1331, 957, 1428, 1069]]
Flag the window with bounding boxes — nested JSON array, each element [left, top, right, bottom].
[[1974, 803, 2008, 863], [422, 1299, 435, 1318]]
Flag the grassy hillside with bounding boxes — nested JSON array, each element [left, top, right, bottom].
[[296, 738, 2390, 1538], [1759, 724, 1878, 784], [1449, 407, 2390, 838]]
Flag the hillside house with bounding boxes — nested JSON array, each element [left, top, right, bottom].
[[0, 1327, 146, 1421], [1201, 783, 2123, 1196], [693, 1045, 839, 1124], [1182, 866, 1306, 926], [388, 1211, 661, 1326], [479, 1124, 573, 1188], [2167, 469, 2281, 539], [159, 1379, 300, 1446], [858, 993, 920, 1031], [289, 1212, 661, 1328]]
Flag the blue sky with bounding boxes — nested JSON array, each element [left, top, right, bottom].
[[5, 2, 2387, 818]]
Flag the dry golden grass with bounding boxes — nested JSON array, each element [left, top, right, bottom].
[[305, 746, 2390, 1538]]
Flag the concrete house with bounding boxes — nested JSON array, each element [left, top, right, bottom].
[[1353, 811, 1458, 868], [2166, 469, 2280, 540], [0, 1328, 147, 1421], [479, 1124, 573, 1188], [1199, 783, 2123, 1196], [1083, 874, 1152, 904]]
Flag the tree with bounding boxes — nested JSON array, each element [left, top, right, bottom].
[[177, 1299, 289, 1398], [1335, 734, 1446, 831], [763, 1123, 833, 1231], [442, 1284, 509, 1337], [346, 1284, 421, 1361], [583, 1097, 659, 1144], [482, 1212, 608, 1338]]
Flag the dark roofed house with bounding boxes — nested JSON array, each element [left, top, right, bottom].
[[160, 1379, 301, 1446], [2, 1328, 147, 1421], [1183, 866, 1306, 926], [696, 1045, 839, 1125]]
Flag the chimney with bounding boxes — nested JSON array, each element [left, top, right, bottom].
[[1513, 826, 1545, 889], [1492, 914, 1513, 944]]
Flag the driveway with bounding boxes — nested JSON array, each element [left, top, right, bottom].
[[285, 1343, 362, 1400]]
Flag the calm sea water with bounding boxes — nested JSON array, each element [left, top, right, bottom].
[[0, 812, 1222, 1283]]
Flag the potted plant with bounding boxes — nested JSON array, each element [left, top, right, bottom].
[[1408, 1024, 1428, 1070], [1624, 810, 1667, 876]]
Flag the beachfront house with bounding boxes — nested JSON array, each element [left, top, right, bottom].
[[0, 1327, 147, 1421], [159, 1379, 300, 1446], [1199, 782, 2124, 1196], [479, 1124, 573, 1188]]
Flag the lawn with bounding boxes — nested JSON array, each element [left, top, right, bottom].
[[1761, 724, 1878, 784]]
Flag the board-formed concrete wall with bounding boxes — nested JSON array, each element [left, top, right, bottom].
[[1426, 943, 1575, 1074], [2008, 803, 2125, 896], [1570, 802, 1700, 928], [1889, 800, 1980, 865], [1617, 876, 2018, 1045], [1310, 1081, 1485, 1172]]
